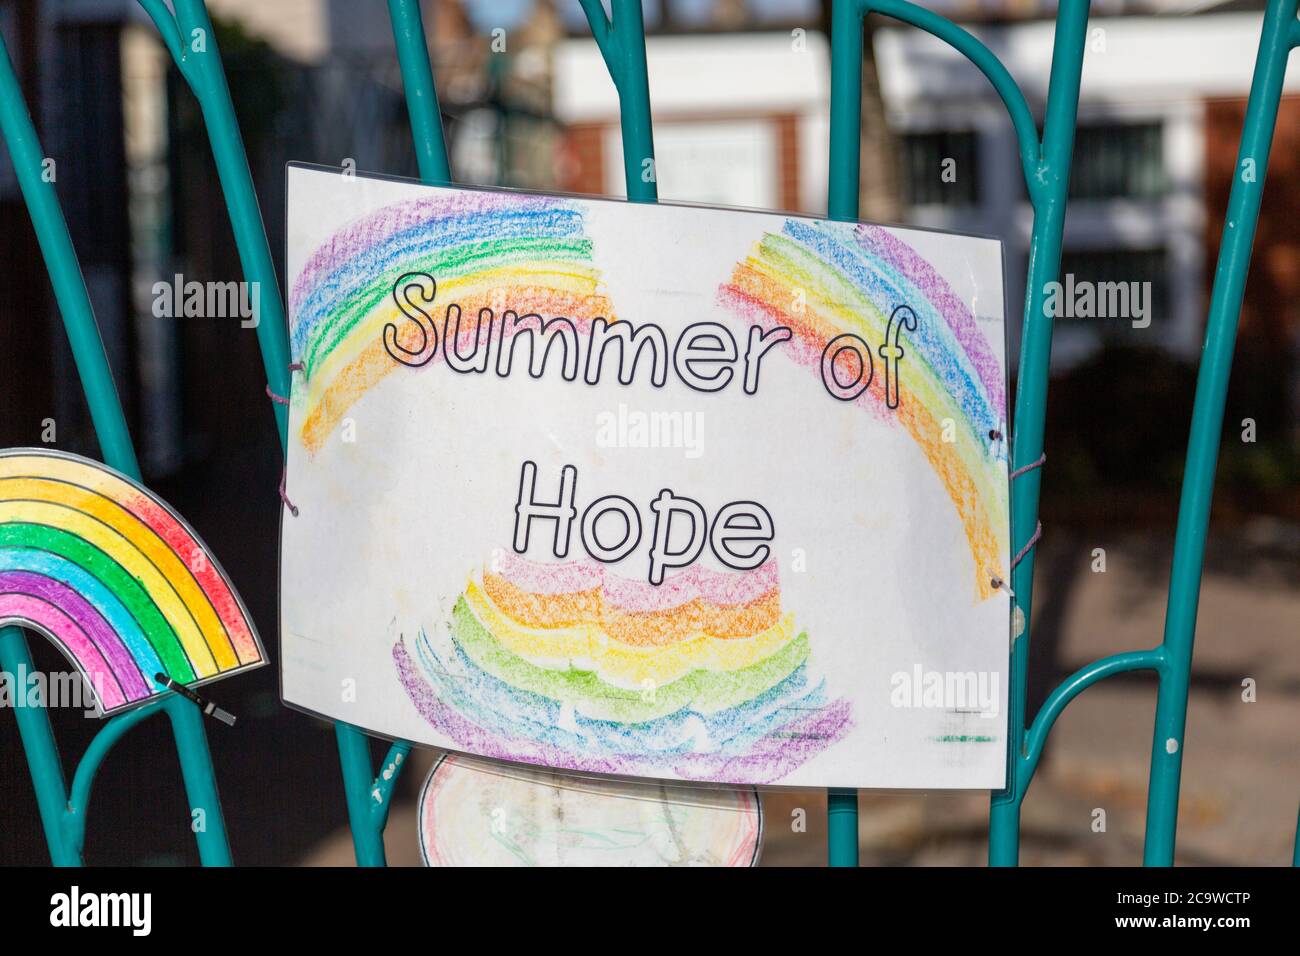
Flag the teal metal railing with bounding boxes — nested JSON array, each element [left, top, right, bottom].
[[829, 0, 1300, 866], [0, 6, 230, 865], [2, 0, 1295, 866], [828, 0, 1088, 865]]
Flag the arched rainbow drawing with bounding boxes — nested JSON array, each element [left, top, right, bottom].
[[718, 220, 1010, 599], [288, 189, 616, 453], [0, 449, 264, 716], [395, 553, 852, 783]]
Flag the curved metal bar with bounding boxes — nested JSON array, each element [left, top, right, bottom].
[[1017, 649, 1164, 800], [150, 0, 292, 446], [65, 699, 169, 854], [0, 628, 76, 864], [578, 0, 617, 72], [162, 694, 232, 864], [0, 31, 139, 473], [1142, 0, 1299, 866], [578, 0, 657, 202], [829, 0, 1090, 867], [860, 0, 1042, 202], [986, 0, 1090, 866], [0, 20, 231, 866], [387, 0, 451, 185], [335, 721, 383, 865], [370, 741, 414, 831], [136, 0, 193, 83]]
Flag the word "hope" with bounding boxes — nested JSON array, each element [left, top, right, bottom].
[[513, 462, 773, 586]]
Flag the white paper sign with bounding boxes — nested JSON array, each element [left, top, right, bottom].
[[280, 165, 1011, 789]]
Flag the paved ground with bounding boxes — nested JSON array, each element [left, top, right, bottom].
[[300, 519, 1300, 866]]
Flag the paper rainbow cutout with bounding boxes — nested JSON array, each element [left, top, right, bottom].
[[0, 449, 264, 716]]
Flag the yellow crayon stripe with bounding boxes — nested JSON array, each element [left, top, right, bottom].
[[463, 581, 798, 689]]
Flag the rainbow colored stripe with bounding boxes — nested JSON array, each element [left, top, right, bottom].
[[718, 220, 1008, 598], [394, 553, 851, 783], [0, 450, 263, 715], [289, 190, 615, 452]]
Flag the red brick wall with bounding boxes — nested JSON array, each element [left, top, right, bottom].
[[1203, 95, 1300, 353], [559, 123, 606, 196], [559, 113, 802, 209]]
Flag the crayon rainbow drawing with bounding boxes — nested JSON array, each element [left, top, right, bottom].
[[718, 220, 1009, 598], [288, 189, 615, 452], [0, 449, 264, 716], [394, 553, 851, 784]]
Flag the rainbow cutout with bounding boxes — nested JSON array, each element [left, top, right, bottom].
[[289, 189, 616, 452], [717, 220, 1009, 598], [394, 553, 851, 784], [0, 449, 263, 715]]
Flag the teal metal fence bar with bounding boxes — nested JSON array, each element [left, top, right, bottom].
[[580, 0, 658, 204], [1142, 0, 1299, 864], [829, 0, 1090, 867], [0, 14, 230, 867], [831, 0, 1297, 866]]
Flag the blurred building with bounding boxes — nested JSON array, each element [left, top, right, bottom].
[[554, 30, 829, 211], [875, 1, 1300, 373]]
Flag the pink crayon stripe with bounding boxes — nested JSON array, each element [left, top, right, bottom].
[[493, 553, 604, 595], [0, 592, 128, 710], [0, 571, 147, 702], [290, 190, 550, 311], [494, 553, 779, 610], [601, 561, 779, 611]]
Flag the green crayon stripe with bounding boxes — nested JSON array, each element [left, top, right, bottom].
[[0, 523, 195, 680], [760, 234, 977, 446], [449, 596, 809, 723], [304, 236, 597, 375]]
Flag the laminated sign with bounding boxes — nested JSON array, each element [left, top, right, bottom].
[[280, 165, 1011, 788]]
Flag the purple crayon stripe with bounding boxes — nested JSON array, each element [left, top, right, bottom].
[[0, 591, 127, 710], [0, 571, 147, 702], [290, 190, 561, 311], [393, 642, 852, 786], [856, 224, 1007, 419]]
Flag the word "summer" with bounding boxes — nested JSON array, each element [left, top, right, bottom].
[[382, 272, 913, 405]]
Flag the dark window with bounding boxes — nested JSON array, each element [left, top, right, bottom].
[[901, 130, 979, 207], [1069, 122, 1165, 200]]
